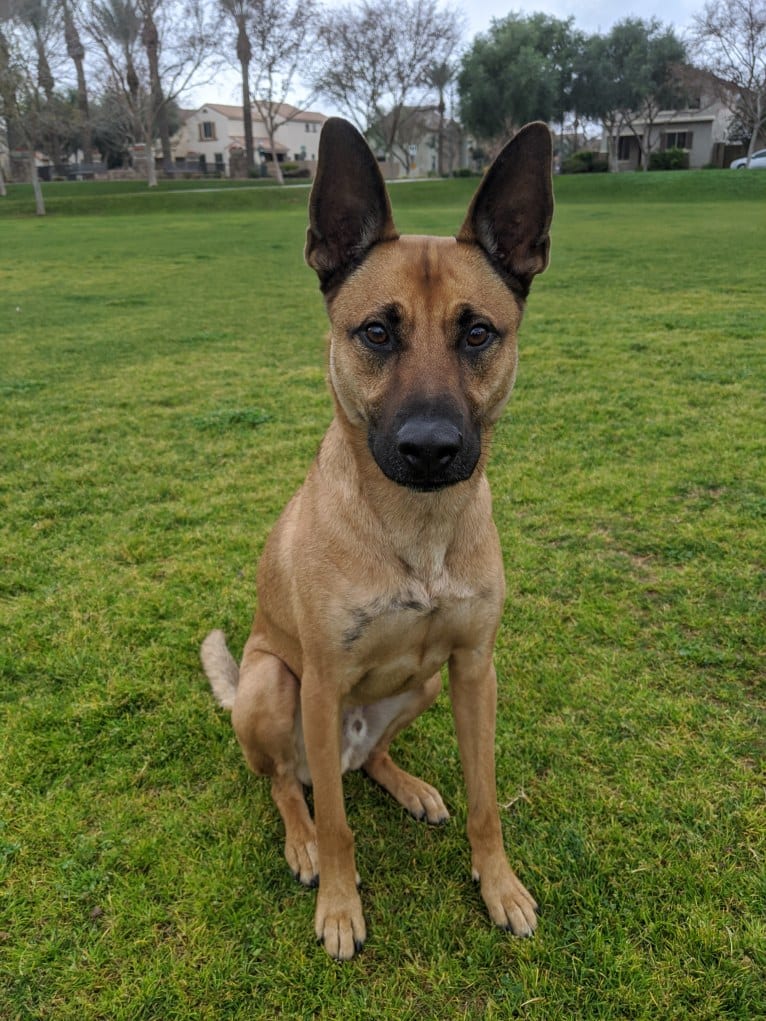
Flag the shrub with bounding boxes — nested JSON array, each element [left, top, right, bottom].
[[649, 147, 689, 171], [560, 150, 608, 174]]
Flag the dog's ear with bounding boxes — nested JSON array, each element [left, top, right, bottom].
[[305, 118, 399, 291], [457, 122, 553, 297]]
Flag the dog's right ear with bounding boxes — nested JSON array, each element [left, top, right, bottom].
[[305, 118, 399, 292]]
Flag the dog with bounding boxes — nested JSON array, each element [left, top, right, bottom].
[[201, 117, 553, 960]]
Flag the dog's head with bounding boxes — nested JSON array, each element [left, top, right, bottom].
[[305, 118, 553, 493]]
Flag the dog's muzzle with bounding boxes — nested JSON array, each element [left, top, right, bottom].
[[368, 399, 481, 491]]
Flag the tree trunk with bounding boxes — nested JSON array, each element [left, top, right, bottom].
[[267, 123, 284, 184], [437, 89, 445, 176], [30, 155, 45, 216], [746, 93, 762, 166], [146, 139, 158, 186], [0, 165, 6, 197], [236, 17, 254, 173]]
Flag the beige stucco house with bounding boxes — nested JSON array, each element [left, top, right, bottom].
[[173, 102, 328, 175], [610, 98, 734, 170], [606, 73, 745, 170]]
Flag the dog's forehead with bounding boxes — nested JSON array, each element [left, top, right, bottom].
[[330, 234, 518, 323]]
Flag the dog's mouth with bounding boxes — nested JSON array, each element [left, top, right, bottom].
[[367, 404, 481, 492]]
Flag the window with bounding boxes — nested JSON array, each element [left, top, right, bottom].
[[664, 131, 693, 149], [618, 136, 632, 161], [198, 121, 216, 141]]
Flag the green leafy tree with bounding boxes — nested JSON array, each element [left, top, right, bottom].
[[457, 13, 578, 145], [607, 18, 686, 171]]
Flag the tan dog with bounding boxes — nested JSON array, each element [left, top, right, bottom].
[[201, 118, 553, 960]]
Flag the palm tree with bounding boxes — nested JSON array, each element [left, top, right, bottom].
[[219, 0, 255, 172], [62, 0, 93, 162], [426, 60, 453, 176], [138, 0, 172, 174]]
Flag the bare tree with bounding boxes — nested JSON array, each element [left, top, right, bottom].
[[0, 1, 59, 212], [86, 0, 218, 185], [247, 0, 318, 184], [692, 0, 766, 164], [313, 0, 463, 164]]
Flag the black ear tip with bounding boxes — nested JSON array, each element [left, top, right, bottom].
[[515, 121, 553, 156], [320, 117, 364, 145]]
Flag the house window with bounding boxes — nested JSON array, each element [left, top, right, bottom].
[[618, 136, 632, 160], [214, 153, 224, 166], [198, 121, 216, 141], [664, 131, 693, 149]]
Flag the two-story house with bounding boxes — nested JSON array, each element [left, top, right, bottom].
[[173, 103, 328, 176]]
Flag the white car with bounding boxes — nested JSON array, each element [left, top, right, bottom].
[[730, 148, 766, 169]]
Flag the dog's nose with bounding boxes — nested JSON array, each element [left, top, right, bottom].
[[397, 418, 462, 479]]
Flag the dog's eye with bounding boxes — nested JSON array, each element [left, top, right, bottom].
[[363, 323, 388, 345], [465, 325, 492, 348]]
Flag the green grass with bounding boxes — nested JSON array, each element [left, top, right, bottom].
[[1, 170, 764, 1019]]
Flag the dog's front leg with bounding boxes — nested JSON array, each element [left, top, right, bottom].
[[449, 649, 539, 937], [300, 675, 366, 960]]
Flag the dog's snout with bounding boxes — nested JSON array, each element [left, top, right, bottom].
[[397, 418, 462, 478]]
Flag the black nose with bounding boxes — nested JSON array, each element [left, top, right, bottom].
[[396, 417, 462, 479]]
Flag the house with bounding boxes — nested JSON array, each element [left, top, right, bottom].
[[606, 72, 745, 170], [172, 102, 328, 176], [369, 107, 473, 178]]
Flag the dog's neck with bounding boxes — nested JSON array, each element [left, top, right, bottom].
[[318, 414, 494, 586]]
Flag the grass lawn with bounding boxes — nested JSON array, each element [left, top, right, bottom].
[[1, 170, 764, 1019]]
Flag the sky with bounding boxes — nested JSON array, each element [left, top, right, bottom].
[[188, 0, 701, 110]]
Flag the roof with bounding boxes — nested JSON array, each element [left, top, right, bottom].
[[200, 102, 327, 124]]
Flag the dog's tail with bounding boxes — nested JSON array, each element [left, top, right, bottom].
[[200, 629, 239, 710]]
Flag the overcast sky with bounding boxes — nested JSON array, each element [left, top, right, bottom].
[[190, 0, 700, 109], [461, 0, 699, 38]]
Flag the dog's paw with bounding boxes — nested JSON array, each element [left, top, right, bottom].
[[474, 859, 539, 938], [365, 755, 449, 825], [315, 888, 367, 960], [402, 777, 450, 826], [285, 833, 319, 887]]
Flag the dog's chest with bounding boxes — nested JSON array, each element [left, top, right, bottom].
[[339, 575, 491, 704]]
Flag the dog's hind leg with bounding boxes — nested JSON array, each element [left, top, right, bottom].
[[232, 645, 319, 886], [363, 673, 449, 825]]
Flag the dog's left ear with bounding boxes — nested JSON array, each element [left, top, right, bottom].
[[457, 122, 553, 297], [305, 118, 399, 292]]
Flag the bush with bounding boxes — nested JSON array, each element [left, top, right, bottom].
[[649, 147, 689, 171], [560, 150, 608, 174]]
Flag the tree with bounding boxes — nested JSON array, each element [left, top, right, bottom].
[[0, 0, 67, 210], [86, 0, 217, 185], [248, 0, 318, 184], [427, 60, 454, 176], [458, 13, 577, 146], [313, 0, 463, 166], [692, 0, 766, 164], [61, 0, 92, 161], [569, 20, 685, 172], [607, 18, 686, 171], [218, 0, 254, 172]]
